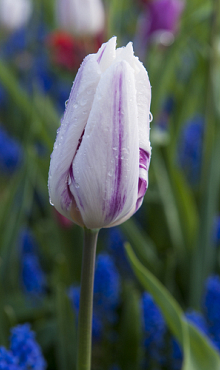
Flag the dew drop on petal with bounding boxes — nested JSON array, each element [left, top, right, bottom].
[[149, 112, 153, 122], [49, 198, 54, 206]]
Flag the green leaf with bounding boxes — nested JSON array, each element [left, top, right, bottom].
[[118, 283, 142, 370], [152, 148, 186, 255], [125, 243, 220, 370], [120, 218, 161, 274], [55, 284, 77, 370]]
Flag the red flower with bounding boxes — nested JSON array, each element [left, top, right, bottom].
[[46, 31, 86, 71]]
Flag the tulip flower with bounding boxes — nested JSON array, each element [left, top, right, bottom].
[[55, 0, 105, 37], [144, 0, 184, 39], [0, 0, 32, 31], [48, 36, 152, 230], [135, 0, 184, 56]]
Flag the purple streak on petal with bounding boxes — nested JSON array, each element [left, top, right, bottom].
[[59, 171, 74, 211], [139, 148, 150, 171], [138, 177, 147, 198], [57, 161, 84, 212], [68, 163, 84, 210], [104, 67, 127, 223], [97, 44, 107, 64], [136, 178, 147, 211], [53, 58, 89, 213], [135, 149, 151, 211]]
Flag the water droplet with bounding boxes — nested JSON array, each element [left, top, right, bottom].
[[108, 170, 113, 177], [68, 176, 72, 185], [149, 112, 153, 122], [65, 99, 69, 107], [75, 183, 80, 188], [80, 99, 87, 106], [49, 198, 54, 206], [73, 103, 78, 109]]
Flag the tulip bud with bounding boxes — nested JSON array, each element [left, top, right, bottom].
[[55, 0, 105, 37], [48, 37, 152, 229], [0, 0, 32, 31]]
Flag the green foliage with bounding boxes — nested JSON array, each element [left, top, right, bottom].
[[0, 0, 220, 369]]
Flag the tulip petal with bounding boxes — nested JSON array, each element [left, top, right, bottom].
[[130, 47, 152, 208], [69, 60, 139, 229], [48, 53, 102, 222], [96, 36, 116, 72]]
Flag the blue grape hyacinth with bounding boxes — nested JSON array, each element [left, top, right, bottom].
[[94, 253, 120, 313], [0, 324, 46, 370], [0, 347, 19, 370], [69, 253, 121, 341], [170, 338, 183, 370], [107, 227, 132, 278], [0, 126, 23, 174], [213, 216, 220, 246], [19, 228, 46, 298], [141, 292, 166, 366], [203, 275, 220, 350], [178, 115, 204, 184]]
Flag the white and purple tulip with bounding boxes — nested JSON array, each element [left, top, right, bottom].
[[56, 0, 105, 36], [0, 0, 32, 31], [48, 37, 152, 229]]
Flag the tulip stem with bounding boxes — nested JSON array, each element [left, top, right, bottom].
[[77, 228, 99, 370]]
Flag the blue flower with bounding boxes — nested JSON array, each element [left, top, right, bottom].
[[0, 28, 27, 59], [107, 228, 132, 278], [68, 286, 80, 312], [141, 292, 166, 348], [141, 292, 166, 366], [19, 228, 46, 298], [94, 253, 120, 312], [22, 255, 46, 296], [68, 285, 103, 341], [213, 217, 220, 246], [203, 275, 220, 350], [10, 324, 46, 370], [19, 229, 36, 254], [0, 347, 19, 370], [185, 310, 209, 336], [69, 253, 121, 342], [178, 115, 204, 184], [24, 52, 55, 95], [0, 126, 23, 174], [170, 338, 183, 370]]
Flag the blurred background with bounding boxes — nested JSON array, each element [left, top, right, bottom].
[[0, 0, 220, 369]]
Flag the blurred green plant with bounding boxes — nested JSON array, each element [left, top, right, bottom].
[[0, 0, 220, 369]]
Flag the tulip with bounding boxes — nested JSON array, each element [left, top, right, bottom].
[[144, 0, 184, 39], [0, 0, 32, 31], [135, 0, 184, 55], [55, 0, 105, 37], [48, 36, 152, 230]]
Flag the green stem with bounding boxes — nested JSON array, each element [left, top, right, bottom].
[[77, 228, 99, 370]]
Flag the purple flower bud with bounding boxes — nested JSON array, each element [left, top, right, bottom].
[[48, 37, 152, 229], [136, 0, 184, 50]]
